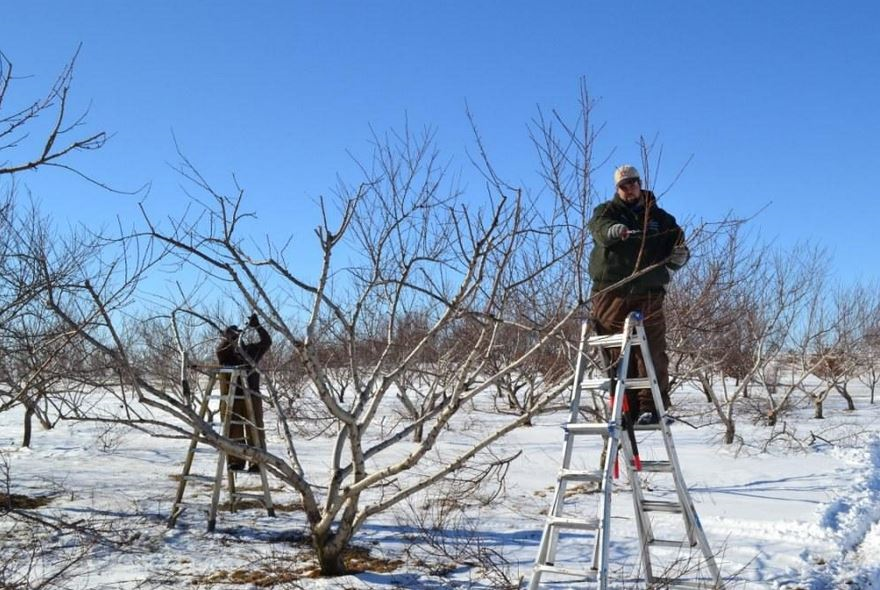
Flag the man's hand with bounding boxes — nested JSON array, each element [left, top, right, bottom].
[[247, 313, 260, 328], [668, 245, 690, 268], [607, 224, 631, 240]]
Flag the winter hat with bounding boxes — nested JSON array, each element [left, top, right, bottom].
[[614, 164, 640, 187]]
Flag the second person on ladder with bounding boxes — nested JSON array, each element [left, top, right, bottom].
[[216, 313, 272, 471]]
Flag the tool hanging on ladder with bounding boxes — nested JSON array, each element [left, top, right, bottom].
[[529, 312, 723, 589]]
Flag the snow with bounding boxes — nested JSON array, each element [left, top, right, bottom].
[[3, 385, 880, 589]]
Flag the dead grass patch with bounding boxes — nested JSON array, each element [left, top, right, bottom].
[[194, 545, 404, 585], [1, 493, 55, 509]]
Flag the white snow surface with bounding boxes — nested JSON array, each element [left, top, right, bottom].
[[2, 383, 880, 589]]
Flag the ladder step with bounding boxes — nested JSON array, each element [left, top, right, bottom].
[[546, 516, 600, 531], [586, 333, 626, 348], [648, 538, 689, 548], [533, 563, 598, 579], [181, 474, 216, 483], [581, 377, 650, 390], [632, 422, 663, 431], [558, 468, 603, 483], [582, 378, 611, 390], [641, 500, 683, 513], [172, 501, 210, 513], [230, 492, 268, 501], [639, 460, 673, 472], [563, 423, 612, 436], [650, 577, 714, 589]]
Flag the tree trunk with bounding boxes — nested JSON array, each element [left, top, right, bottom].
[[723, 419, 736, 445], [836, 384, 855, 411], [698, 373, 713, 403], [23, 404, 34, 448], [766, 408, 777, 427], [813, 400, 824, 419], [314, 532, 348, 575]]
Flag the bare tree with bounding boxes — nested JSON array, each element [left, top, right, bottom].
[[0, 48, 106, 178], [0, 50, 111, 445], [29, 92, 602, 575]]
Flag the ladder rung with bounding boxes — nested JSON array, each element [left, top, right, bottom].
[[230, 492, 268, 501], [641, 500, 682, 513], [632, 422, 663, 431], [623, 377, 651, 389], [647, 538, 689, 548], [558, 468, 603, 483], [181, 474, 215, 483], [227, 419, 260, 427], [192, 447, 217, 454], [587, 333, 626, 348], [172, 501, 210, 512], [533, 563, 598, 579], [639, 460, 673, 472], [650, 578, 713, 589], [582, 378, 611, 390], [546, 516, 600, 531], [563, 423, 612, 436]]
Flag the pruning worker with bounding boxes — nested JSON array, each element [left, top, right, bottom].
[[216, 313, 272, 471], [588, 164, 690, 424]]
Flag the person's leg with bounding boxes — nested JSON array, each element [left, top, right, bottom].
[[591, 290, 640, 420]]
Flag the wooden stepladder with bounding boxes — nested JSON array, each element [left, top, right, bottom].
[[529, 313, 723, 589], [168, 365, 275, 532]]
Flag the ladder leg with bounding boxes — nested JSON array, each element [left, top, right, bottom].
[[242, 383, 275, 517], [634, 318, 724, 588], [208, 371, 236, 532], [168, 373, 217, 528], [620, 427, 656, 583]]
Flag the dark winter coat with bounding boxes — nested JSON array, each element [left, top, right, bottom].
[[216, 326, 272, 394], [588, 190, 686, 295]]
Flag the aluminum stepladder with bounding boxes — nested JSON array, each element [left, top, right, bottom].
[[529, 312, 722, 589], [168, 365, 275, 532]]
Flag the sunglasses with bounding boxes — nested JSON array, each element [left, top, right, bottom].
[[618, 178, 641, 189]]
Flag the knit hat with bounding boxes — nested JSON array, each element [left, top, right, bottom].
[[614, 164, 640, 187]]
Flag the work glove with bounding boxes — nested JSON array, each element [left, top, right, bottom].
[[247, 313, 260, 328], [668, 245, 690, 269], [607, 224, 631, 241]]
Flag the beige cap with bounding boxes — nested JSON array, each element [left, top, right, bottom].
[[614, 164, 640, 187]]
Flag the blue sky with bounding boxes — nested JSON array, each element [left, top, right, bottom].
[[3, 2, 878, 291]]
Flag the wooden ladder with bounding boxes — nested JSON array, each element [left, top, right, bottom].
[[168, 365, 275, 532]]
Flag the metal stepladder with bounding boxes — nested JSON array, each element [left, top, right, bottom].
[[529, 312, 722, 589], [168, 365, 276, 532]]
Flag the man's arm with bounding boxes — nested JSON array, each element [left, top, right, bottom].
[[242, 315, 272, 363], [588, 203, 629, 246]]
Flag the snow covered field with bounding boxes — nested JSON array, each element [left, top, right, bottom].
[[2, 383, 879, 589]]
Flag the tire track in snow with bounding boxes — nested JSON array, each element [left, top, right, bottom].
[[794, 437, 880, 589]]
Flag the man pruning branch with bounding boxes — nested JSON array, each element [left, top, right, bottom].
[[588, 164, 690, 424]]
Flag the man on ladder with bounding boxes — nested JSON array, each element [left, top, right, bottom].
[[528, 164, 722, 590], [588, 164, 690, 424], [217, 313, 272, 471]]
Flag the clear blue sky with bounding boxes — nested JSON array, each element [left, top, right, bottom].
[[3, 2, 878, 290]]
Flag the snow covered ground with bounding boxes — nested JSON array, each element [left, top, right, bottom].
[[2, 383, 879, 589]]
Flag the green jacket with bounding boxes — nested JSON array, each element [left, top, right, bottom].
[[588, 190, 686, 294]]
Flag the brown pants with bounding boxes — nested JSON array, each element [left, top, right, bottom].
[[591, 290, 671, 417], [219, 372, 266, 462]]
